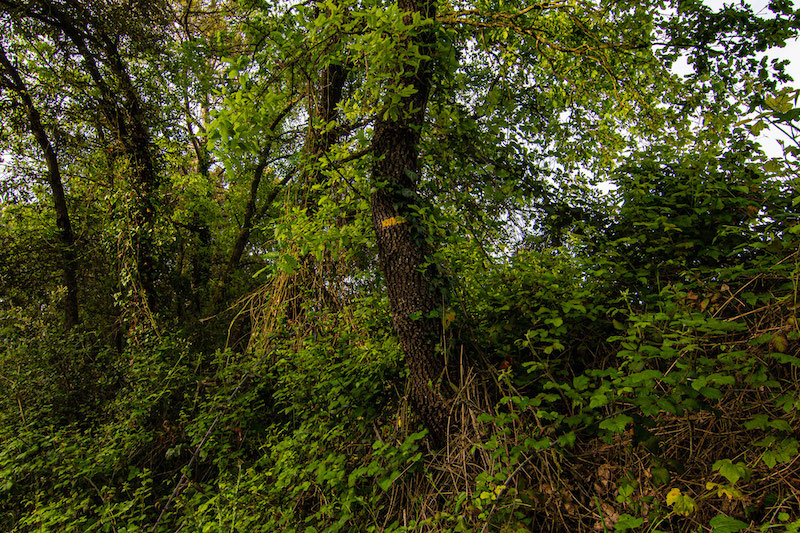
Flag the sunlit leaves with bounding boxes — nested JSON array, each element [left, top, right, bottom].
[[666, 487, 697, 516]]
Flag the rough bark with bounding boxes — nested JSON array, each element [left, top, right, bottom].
[[0, 44, 79, 328], [369, 0, 451, 444]]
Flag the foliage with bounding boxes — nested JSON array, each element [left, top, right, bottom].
[[2, 0, 800, 531]]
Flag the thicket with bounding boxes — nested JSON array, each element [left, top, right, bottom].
[[1, 0, 800, 531]]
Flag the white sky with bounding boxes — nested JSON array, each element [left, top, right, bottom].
[[705, 0, 800, 155], [704, 0, 799, 78]]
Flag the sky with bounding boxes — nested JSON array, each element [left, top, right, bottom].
[[704, 0, 800, 155], [704, 0, 798, 78]]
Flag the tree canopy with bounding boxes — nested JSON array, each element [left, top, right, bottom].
[[1, 0, 800, 531]]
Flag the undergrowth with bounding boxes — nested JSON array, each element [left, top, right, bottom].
[[1, 158, 799, 532]]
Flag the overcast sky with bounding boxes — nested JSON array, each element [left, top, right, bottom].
[[705, 0, 800, 155]]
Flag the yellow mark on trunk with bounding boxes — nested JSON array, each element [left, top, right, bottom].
[[381, 217, 405, 228]]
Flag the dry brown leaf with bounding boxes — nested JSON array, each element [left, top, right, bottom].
[[597, 463, 614, 485]]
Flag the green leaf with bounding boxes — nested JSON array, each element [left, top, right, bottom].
[[744, 414, 768, 430], [651, 467, 670, 486], [599, 414, 633, 434], [712, 459, 750, 485], [379, 471, 400, 492], [768, 419, 791, 432], [614, 514, 644, 531], [762, 450, 777, 468], [657, 398, 678, 415], [709, 514, 748, 532], [700, 386, 722, 400], [589, 393, 610, 409]]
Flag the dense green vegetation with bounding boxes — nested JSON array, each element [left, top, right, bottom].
[[1, 0, 799, 530]]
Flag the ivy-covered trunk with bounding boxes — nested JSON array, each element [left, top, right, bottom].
[[369, 0, 450, 444]]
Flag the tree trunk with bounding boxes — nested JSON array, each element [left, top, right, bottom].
[[306, 60, 348, 180], [369, 0, 451, 444], [212, 98, 300, 309], [0, 44, 79, 329], [1, 0, 163, 306]]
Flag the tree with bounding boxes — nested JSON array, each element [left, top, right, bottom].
[[366, 0, 453, 443], [0, 42, 79, 328], [1, 0, 168, 312]]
